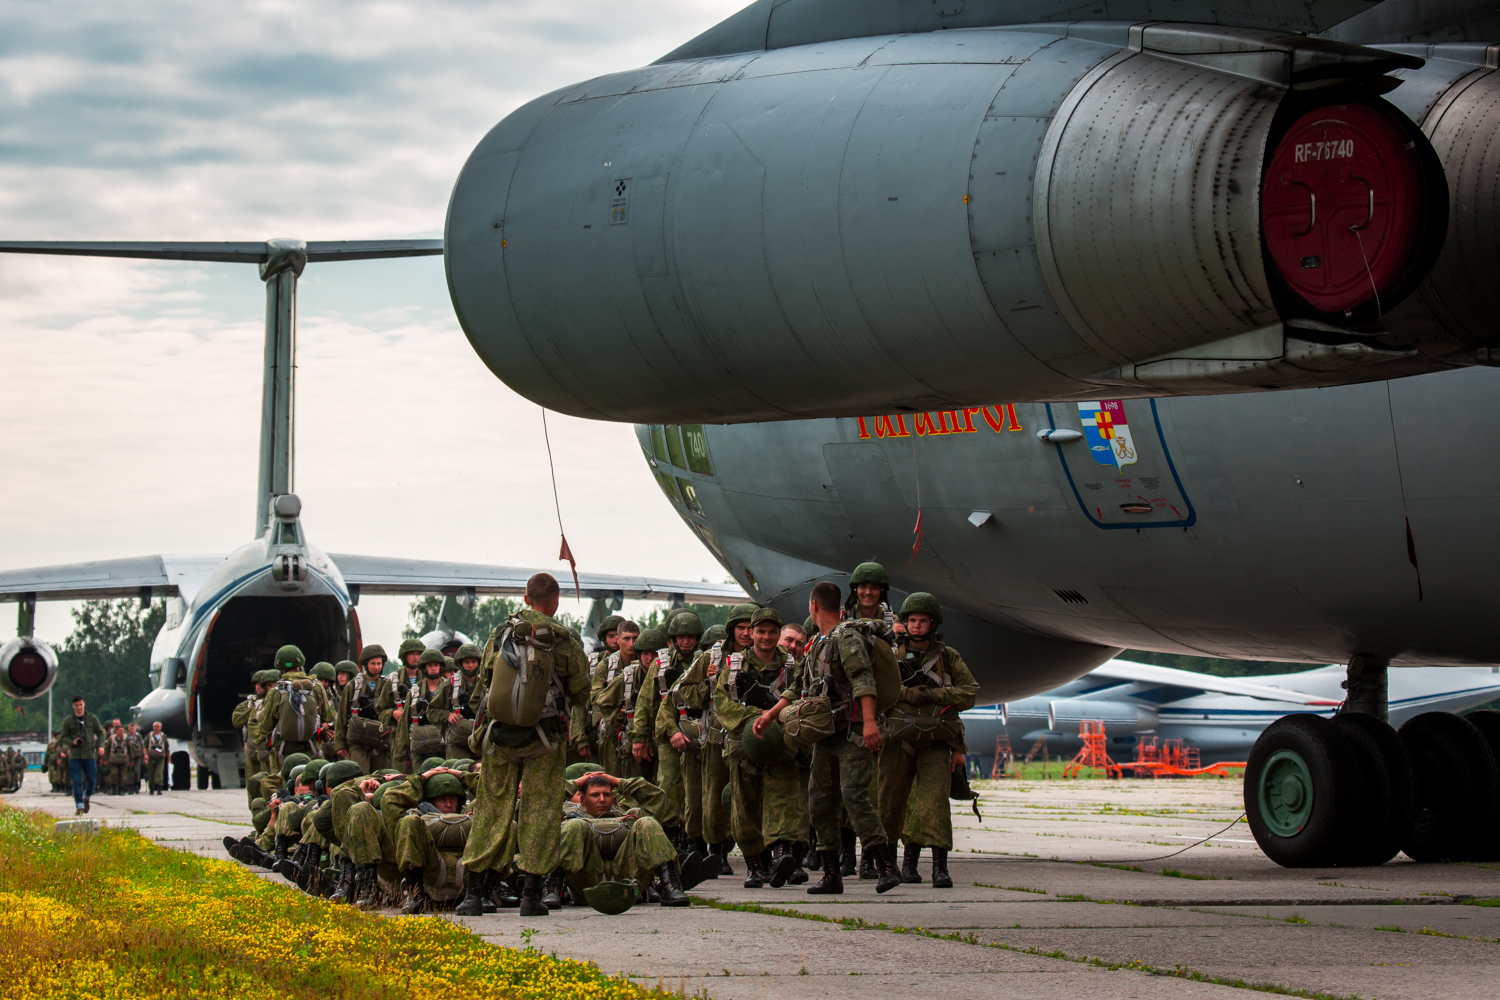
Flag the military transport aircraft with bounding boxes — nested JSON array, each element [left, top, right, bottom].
[[440, 0, 1500, 866], [0, 239, 745, 788]]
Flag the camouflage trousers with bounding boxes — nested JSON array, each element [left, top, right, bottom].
[[460, 738, 568, 876], [557, 815, 676, 896], [700, 740, 732, 844], [147, 758, 167, 788], [395, 812, 468, 898], [809, 731, 886, 852], [879, 742, 955, 849], [107, 762, 130, 789], [275, 801, 312, 841], [346, 745, 390, 776], [342, 800, 398, 880], [729, 758, 808, 857], [594, 728, 631, 781], [655, 742, 702, 837]]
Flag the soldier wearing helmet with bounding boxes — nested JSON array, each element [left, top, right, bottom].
[[549, 769, 690, 909], [427, 643, 486, 762], [309, 663, 340, 760], [335, 644, 395, 774], [592, 613, 625, 667], [630, 611, 701, 771], [652, 612, 719, 859], [232, 669, 273, 797], [391, 764, 477, 914], [673, 602, 758, 874], [880, 593, 978, 889], [592, 621, 648, 781], [846, 561, 893, 626], [255, 645, 334, 770], [397, 649, 448, 770], [382, 638, 428, 772]]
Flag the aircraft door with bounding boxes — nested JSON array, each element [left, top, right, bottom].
[[1043, 399, 1196, 530]]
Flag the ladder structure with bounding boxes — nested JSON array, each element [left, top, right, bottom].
[[1023, 736, 1049, 763], [1061, 720, 1122, 779], [991, 734, 1014, 778]]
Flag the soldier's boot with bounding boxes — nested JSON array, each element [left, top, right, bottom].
[[656, 860, 690, 907], [318, 867, 339, 898], [874, 843, 902, 894], [331, 858, 357, 905], [859, 844, 878, 881], [542, 869, 566, 910], [518, 871, 549, 917], [715, 839, 735, 876], [291, 844, 321, 892], [789, 842, 809, 885], [693, 836, 710, 857], [273, 835, 291, 865], [839, 828, 857, 877], [222, 835, 242, 861], [272, 839, 299, 882], [742, 852, 765, 889], [454, 869, 490, 917], [901, 844, 923, 884], [931, 848, 953, 889], [767, 841, 798, 889], [494, 871, 522, 909], [399, 869, 428, 916], [806, 850, 844, 895], [353, 863, 382, 911], [801, 840, 821, 872], [243, 840, 276, 868]]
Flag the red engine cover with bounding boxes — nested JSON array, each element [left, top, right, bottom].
[[1261, 103, 1422, 314]]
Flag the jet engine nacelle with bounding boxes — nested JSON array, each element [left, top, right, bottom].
[[1047, 697, 1159, 736], [446, 22, 1446, 423], [0, 637, 59, 700]]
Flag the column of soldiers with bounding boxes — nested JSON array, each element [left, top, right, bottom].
[[221, 562, 977, 914], [39, 711, 174, 801]]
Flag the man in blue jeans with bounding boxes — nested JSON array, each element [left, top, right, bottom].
[[58, 695, 105, 816]]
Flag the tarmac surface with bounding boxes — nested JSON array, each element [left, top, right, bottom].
[[12, 771, 1500, 1000]]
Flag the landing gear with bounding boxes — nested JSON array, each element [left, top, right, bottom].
[[1246, 701, 1500, 866]]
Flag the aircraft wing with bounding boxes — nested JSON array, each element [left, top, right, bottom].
[[1091, 658, 1343, 706], [0, 239, 442, 263], [330, 554, 749, 606], [0, 554, 224, 602]]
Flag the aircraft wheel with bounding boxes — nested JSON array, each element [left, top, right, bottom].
[[1245, 714, 1356, 867], [1331, 713, 1414, 866], [1459, 710, 1500, 861], [1398, 712, 1500, 862]]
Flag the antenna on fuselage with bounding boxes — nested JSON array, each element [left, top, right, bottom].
[[0, 237, 442, 535]]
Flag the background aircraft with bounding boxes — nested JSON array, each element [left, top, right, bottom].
[[963, 660, 1500, 775], [0, 239, 744, 787]]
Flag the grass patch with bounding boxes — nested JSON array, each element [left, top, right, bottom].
[[1463, 898, 1500, 907], [1161, 868, 1218, 880], [0, 804, 678, 1000], [973, 883, 1048, 894], [1374, 924, 1404, 932]]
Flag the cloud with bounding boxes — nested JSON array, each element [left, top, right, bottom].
[[0, 1, 746, 644]]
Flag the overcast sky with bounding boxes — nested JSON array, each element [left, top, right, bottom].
[[0, 0, 746, 645]]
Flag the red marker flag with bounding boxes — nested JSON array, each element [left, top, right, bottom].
[[559, 534, 581, 599], [910, 509, 924, 563]]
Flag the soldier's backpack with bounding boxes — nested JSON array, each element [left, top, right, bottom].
[[107, 737, 128, 764], [409, 723, 445, 758], [275, 679, 321, 743], [444, 718, 475, 757], [422, 812, 471, 902], [885, 646, 966, 744], [832, 620, 902, 714], [486, 614, 564, 729], [345, 680, 384, 748]]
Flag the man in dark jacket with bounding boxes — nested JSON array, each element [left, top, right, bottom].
[[58, 695, 106, 815]]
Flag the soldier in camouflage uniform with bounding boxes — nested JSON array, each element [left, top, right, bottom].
[[591, 622, 647, 780], [641, 613, 703, 850], [46, 732, 66, 793], [126, 722, 145, 793], [232, 671, 273, 801], [427, 643, 486, 762], [456, 573, 593, 919], [103, 722, 131, 795], [309, 663, 342, 760], [760, 581, 901, 894], [402, 649, 449, 767], [550, 771, 688, 907], [144, 721, 170, 794], [381, 640, 425, 772], [335, 645, 394, 774], [880, 593, 978, 888], [256, 646, 334, 768], [333, 765, 411, 908], [392, 765, 478, 914], [673, 607, 756, 873]]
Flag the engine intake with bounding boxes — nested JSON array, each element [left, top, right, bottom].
[[0, 637, 58, 700]]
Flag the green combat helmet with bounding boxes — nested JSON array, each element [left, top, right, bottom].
[[322, 760, 364, 788], [702, 624, 727, 646], [253, 669, 279, 687], [418, 648, 445, 668], [565, 762, 606, 782], [741, 719, 786, 767], [398, 637, 426, 661], [454, 643, 482, 664], [274, 645, 306, 673], [803, 616, 819, 640], [302, 758, 330, 782], [898, 592, 943, 626], [583, 878, 639, 915], [666, 610, 704, 637], [280, 752, 311, 782], [725, 603, 759, 627], [312, 662, 336, 683], [596, 614, 624, 640], [358, 644, 387, 665], [334, 660, 357, 678], [419, 756, 446, 773], [636, 628, 668, 653], [424, 772, 465, 801]]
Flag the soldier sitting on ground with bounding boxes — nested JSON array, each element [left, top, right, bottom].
[[551, 770, 689, 909], [392, 765, 479, 915]]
